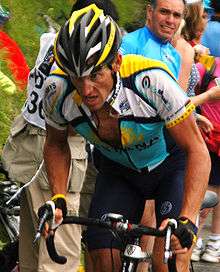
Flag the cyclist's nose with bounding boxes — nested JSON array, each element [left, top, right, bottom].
[[80, 78, 94, 96]]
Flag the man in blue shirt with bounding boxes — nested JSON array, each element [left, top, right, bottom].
[[120, 0, 184, 79]]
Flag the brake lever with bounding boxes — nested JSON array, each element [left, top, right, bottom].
[[164, 219, 177, 264], [33, 201, 54, 243]]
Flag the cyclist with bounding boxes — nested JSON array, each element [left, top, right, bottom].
[[120, 1, 186, 269], [41, 4, 210, 272]]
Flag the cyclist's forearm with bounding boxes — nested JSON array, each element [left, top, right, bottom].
[[44, 132, 71, 197], [179, 148, 210, 222]]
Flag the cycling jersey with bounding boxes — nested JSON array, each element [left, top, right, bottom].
[[22, 33, 57, 129], [120, 26, 181, 79], [44, 54, 194, 171]]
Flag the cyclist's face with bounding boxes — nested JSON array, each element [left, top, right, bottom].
[[71, 54, 122, 111], [147, 0, 184, 41]]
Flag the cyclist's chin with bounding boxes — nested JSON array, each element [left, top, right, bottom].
[[86, 102, 103, 112]]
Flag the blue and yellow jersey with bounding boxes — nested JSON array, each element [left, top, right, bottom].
[[43, 55, 194, 171]]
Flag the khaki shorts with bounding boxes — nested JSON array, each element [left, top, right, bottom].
[[79, 162, 97, 218], [2, 114, 88, 192], [2, 114, 88, 271]]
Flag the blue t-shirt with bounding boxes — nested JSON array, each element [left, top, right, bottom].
[[202, 19, 220, 57], [120, 26, 181, 79]]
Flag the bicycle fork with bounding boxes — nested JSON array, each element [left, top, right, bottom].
[[121, 238, 150, 272]]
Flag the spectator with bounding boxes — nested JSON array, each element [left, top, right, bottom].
[[196, 59, 220, 263], [2, 32, 87, 272], [202, 0, 220, 57], [181, 0, 220, 263], [182, 0, 208, 47]]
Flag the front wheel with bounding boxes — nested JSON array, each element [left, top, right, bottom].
[[121, 257, 139, 272]]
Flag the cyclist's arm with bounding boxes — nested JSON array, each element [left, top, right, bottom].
[[44, 123, 70, 196], [138, 68, 211, 224], [168, 114, 210, 223], [43, 72, 76, 197]]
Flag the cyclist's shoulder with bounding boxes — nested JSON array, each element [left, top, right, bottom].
[[120, 54, 174, 80], [45, 68, 71, 98]]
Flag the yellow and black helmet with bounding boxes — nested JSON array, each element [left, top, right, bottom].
[[54, 4, 121, 77]]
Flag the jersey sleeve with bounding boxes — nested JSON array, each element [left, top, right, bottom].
[[134, 69, 195, 127], [43, 72, 71, 130]]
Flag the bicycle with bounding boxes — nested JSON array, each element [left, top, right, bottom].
[[39, 189, 219, 272], [45, 213, 177, 272], [0, 162, 20, 272]]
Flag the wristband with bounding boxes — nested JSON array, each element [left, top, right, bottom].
[[51, 194, 67, 218], [51, 194, 66, 202]]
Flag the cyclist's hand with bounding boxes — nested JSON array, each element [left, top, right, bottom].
[[159, 219, 186, 254], [38, 194, 67, 239], [159, 217, 197, 254], [43, 208, 63, 238], [173, 217, 198, 250]]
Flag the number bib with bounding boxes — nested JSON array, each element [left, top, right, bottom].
[[22, 33, 56, 129]]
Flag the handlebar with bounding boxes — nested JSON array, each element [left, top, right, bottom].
[[46, 215, 168, 264]]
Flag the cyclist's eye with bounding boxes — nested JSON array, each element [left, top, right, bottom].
[[90, 73, 98, 80]]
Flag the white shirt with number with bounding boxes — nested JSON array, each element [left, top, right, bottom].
[[22, 33, 57, 129]]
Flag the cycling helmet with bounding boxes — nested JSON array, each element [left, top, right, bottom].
[[54, 4, 121, 77]]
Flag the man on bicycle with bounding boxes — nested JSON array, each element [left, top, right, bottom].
[[41, 4, 210, 271]]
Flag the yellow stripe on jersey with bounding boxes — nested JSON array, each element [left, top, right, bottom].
[[166, 102, 195, 128], [120, 54, 175, 79]]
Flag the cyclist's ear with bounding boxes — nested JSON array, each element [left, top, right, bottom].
[[111, 53, 122, 73]]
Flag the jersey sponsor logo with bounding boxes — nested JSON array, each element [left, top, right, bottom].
[[142, 75, 151, 89], [149, 85, 172, 111], [166, 105, 186, 122], [90, 135, 159, 153], [44, 81, 57, 111], [125, 245, 136, 256], [141, 74, 172, 111], [119, 99, 130, 113], [160, 201, 172, 215], [107, 74, 122, 105]]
